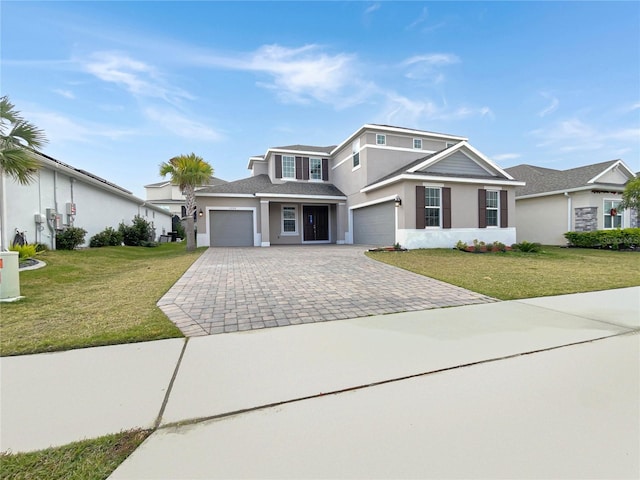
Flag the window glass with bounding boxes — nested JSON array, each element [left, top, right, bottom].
[[352, 139, 360, 168], [413, 138, 422, 149], [376, 134, 386, 145], [310, 158, 322, 180], [486, 190, 499, 227], [282, 206, 297, 233], [424, 187, 441, 227], [604, 200, 622, 229], [282, 155, 295, 178]]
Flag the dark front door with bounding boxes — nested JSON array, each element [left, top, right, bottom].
[[303, 205, 329, 242]]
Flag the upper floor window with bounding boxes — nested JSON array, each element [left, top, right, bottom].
[[425, 187, 441, 227], [486, 190, 499, 227], [413, 138, 422, 149], [309, 158, 322, 180], [282, 155, 295, 179], [446, 142, 457, 148], [376, 134, 386, 145], [604, 199, 622, 229], [352, 139, 360, 168]]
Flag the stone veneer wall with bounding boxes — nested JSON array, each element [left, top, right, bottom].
[[574, 207, 598, 232]]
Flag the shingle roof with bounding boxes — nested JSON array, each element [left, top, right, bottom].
[[196, 174, 345, 197], [505, 160, 622, 197]]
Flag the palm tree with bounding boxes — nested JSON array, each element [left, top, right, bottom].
[[159, 153, 213, 252], [0, 96, 46, 184]]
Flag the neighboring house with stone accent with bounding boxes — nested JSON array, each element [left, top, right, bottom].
[[505, 160, 638, 245], [194, 124, 524, 248]]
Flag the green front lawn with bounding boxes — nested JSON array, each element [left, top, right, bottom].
[[0, 242, 204, 357], [0, 430, 150, 480], [367, 246, 640, 300]]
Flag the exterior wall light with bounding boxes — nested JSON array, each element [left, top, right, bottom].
[[198, 208, 203, 217], [394, 196, 402, 207]]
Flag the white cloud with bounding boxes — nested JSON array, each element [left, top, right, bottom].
[[192, 44, 359, 106], [406, 7, 429, 30], [492, 153, 522, 162], [26, 110, 138, 144], [401, 53, 460, 82], [82, 51, 193, 104], [53, 89, 75, 99], [143, 107, 223, 142], [381, 92, 492, 125], [538, 92, 559, 117], [531, 117, 640, 154], [364, 3, 381, 15]]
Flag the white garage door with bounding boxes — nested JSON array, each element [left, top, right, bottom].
[[210, 211, 254, 247], [353, 202, 395, 246]]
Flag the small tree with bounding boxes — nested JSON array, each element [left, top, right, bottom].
[[159, 153, 213, 252], [619, 177, 640, 212]]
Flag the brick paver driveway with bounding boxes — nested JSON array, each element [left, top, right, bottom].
[[159, 245, 496, 336]]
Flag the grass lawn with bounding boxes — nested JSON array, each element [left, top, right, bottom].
[[367, 246, 640, 300], [0, 430, 150, 480], [0, 242, 204, 357]]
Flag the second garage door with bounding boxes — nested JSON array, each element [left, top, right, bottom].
[[353, 201, 395, 246], [210, 211, 254, 247]]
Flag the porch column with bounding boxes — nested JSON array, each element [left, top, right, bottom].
[[260, 200, 270, 247], [336, 202, 346, 244]]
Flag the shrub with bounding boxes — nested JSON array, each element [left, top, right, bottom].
[[174, 221, 186, 240], [34, 243, 48, 253], [119, 215, 154, 246], [56, 227, 87, 250], [491, 241, 507, 252], [564, 228, 640, 250], [9, 243, 37, 259], [511, 241, 542, 253], [90, 227, 123, 248], [455, 240, 467, 251]]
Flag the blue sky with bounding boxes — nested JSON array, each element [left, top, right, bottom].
[[2, 1, 639, 198]]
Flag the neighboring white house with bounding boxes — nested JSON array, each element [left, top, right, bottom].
[[1, 150, 173, 250], [144, 177, 227, 217]]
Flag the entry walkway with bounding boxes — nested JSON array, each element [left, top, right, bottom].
[[1, 288, 638, 478], [158, 246, 497, 336]]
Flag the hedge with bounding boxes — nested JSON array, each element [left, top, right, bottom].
[[564, 228, 640, 250]]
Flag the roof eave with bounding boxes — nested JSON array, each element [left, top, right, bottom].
[[362, 174, 525, 193]]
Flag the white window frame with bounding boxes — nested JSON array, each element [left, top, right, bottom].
[[413, 138, 422, 150], [282, 155, 295, 179], [424, 187, 442, 228], [486, 190, 499, 227], [309, 157, 322, 181], [376, 134, 386, 145], [352, 139, 361, 170], [603, 199, 622, 229], [281, 204, 298, 235]]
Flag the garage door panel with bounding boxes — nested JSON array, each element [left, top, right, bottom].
[[210, 211, 253, 247], [353, 202, 395, 246]]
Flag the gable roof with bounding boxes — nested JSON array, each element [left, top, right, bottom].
[[196, 174, 346, 198], [505, 159, 635, 198], [362, 142, 523, 192]]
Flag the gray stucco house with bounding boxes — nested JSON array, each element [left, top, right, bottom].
[[505, 159, 637, 245], [195, 124, 524, 248]]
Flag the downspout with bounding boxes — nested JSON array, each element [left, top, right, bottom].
[[564, 192, 572, 232]]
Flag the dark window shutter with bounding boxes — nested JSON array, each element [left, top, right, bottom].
[[322, 158, 329, 181], [275, 155, 282, 179], [478, 189, 487, 228], [295, 156, 303, 180], [442, 187, 451, 229], [303, 157, 309, 180], [500, 190, 508, 228], [416, 186, 426, 229]]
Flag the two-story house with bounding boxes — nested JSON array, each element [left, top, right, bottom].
[[195, 124, 524, 248]]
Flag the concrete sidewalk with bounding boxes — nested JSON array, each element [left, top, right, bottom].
[[1, 287, 638, 477]]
